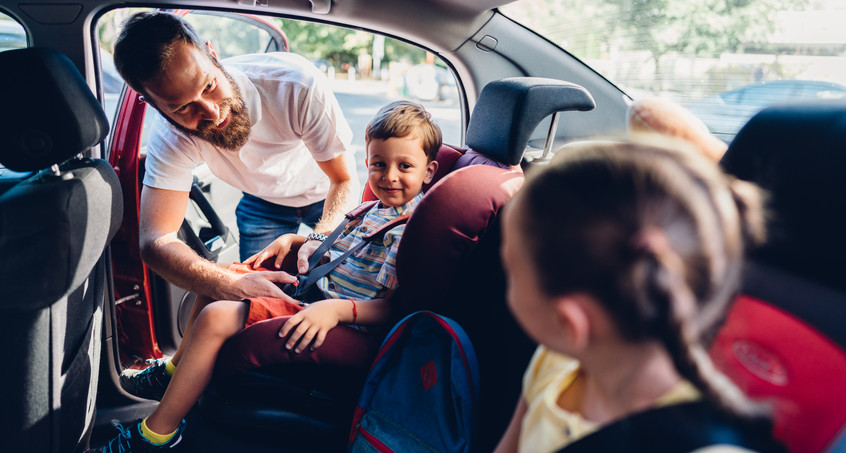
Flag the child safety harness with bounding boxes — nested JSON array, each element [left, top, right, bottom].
[[283, 200, 411, 303]]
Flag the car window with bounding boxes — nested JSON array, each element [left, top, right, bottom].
[[98, 8, 461, 187], [0, 14, 25, 53], [501, 0, 846, 143], [0, 13, 26, 171]]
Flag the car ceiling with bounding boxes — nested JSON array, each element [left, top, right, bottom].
[[2, 0, 508, 54]]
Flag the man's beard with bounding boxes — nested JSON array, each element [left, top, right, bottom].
[[167, 71, 251, 151]]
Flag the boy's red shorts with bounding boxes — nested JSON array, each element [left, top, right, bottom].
[[244, 296, 302, 327], [227, 262, 302, 327]]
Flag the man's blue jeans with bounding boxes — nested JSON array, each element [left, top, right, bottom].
[[235, 193, 324, 261]]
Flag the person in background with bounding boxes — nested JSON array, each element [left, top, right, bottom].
[[628, 96, 728, 163]]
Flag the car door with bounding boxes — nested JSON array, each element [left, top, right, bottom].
[[106, 9, 290, 365]]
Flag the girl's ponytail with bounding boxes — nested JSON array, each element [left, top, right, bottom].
[[635, 234, 766, 419]]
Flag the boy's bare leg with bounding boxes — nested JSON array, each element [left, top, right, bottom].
[[145, 299, 249, 434], [170, 294, 216, 366]]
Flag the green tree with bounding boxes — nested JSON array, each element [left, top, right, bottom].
[[275, 19, 430, 73], [607, 0, 807, 64], [504, 0, 809, 90], [607, 0, 811, 90]]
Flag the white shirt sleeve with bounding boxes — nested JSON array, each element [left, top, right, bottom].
[[142, 113, 201, 192], [292, 60, 354, 163]]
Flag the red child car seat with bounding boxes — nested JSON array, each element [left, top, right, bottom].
[[711, 101, 846, 453], [199, 77, 595, 451]]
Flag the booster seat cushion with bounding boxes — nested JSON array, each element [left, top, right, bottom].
[[395, 164, 524, 316], [713, 101, 846, 453]]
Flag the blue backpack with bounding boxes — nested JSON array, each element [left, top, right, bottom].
[[349, 311, 480, 453]]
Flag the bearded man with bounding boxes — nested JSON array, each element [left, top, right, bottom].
[[113, 11, 359, 303]]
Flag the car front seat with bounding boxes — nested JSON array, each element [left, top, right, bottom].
[[0, 47, 123, 452], [711, 101, 846, 453]]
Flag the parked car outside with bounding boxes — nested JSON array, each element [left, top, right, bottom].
[[399, 63, 457, 101], [686, 79, 846, 142]]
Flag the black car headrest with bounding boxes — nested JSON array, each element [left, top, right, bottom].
[[466, 77, 595, 166], [0, 47, 109, 172], [720, 101, 846, 293]]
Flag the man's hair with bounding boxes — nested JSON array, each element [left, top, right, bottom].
[[365, 100, 442, 162], [112, 11, 210, 95]]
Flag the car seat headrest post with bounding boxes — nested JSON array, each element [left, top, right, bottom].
[[538, 111, 561, 163]]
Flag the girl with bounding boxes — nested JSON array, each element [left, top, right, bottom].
[[495, 139, 780, 452]]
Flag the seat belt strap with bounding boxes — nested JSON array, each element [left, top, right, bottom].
[[304, 200, 378, 274], [558, 401, 782, 453], [294, 202, 410, 299]]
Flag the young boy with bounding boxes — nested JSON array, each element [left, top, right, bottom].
[[93, 101, 441, 452]]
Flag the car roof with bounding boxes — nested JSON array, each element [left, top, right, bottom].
[[3, 0, 509, 56]]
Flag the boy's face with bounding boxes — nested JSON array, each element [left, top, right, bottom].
[[366, 135, 438, 207]]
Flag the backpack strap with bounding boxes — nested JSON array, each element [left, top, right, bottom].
[[293, 201, 410, 300], [558, 402, 785, 453]]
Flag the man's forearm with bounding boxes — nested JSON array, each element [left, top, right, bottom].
[[141, 235, 238, 300], [312, 179, 358, 235]]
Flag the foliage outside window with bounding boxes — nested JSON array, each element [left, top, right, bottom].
[[502, 0, 846, 141]]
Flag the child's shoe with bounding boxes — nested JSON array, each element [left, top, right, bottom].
[[85, 419, 186, 452], [120, 358, 171, 401]]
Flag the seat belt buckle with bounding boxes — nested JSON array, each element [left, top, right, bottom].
[[281, 274, 309, 300]]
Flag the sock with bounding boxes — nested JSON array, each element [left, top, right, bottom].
[[164, 359, 176, 376], [140, 418, 177, 445]]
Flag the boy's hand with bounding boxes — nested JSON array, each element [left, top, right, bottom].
[[278, 299, 342, 353], [244, 233, 305, 270], [296, 239, 323, 274]]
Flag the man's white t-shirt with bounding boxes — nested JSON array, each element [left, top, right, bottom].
[[143, 52, 357, 208]]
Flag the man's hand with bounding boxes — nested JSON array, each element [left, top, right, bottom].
[[278, 299, 343, 353], [230, 270, 300, 302], [296, 239, 323, 274], [243, 233, 305, 270]]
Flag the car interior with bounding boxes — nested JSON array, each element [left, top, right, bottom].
[[191, 76, 596, 452], [2, 0, 846, 452]]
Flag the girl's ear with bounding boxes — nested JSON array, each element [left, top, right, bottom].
[[423, 160, 439, 184], [553, 295, 592, 352]]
